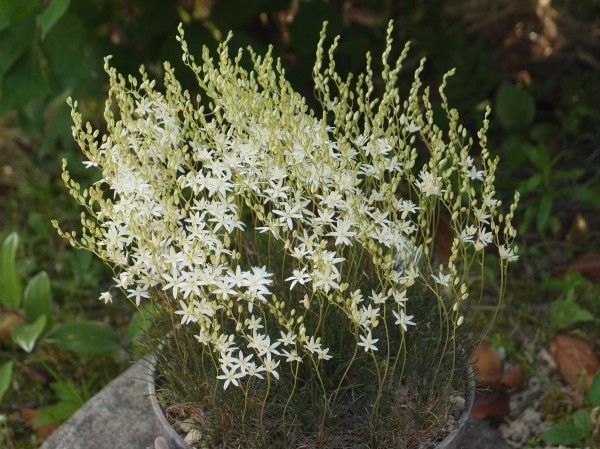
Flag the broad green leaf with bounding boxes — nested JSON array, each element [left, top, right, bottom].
[[588, 371, 600, 407], [572, 409, 594, 436], [0, 17, 35, 77], [0, 232, 22, 309], [0, 0, 38, 31], [47, 321, 120, 354], [37, 0, 70, 39], [495, 81, 536, 130], [43, 13, 97, 96], [0, 361, 13, 404], [549, 299, 594, 330], [11, 315, 46, 352], [542, 419, 583, 445], [0, 50, 50, 114], [23, 271, 53, 329], [500, 134, 529, 167]]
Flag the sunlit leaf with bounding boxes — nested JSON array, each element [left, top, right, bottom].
[[0, 233, 22, 309], [0, 361, 13, 404], [24, 271, 53, 329], [11, 316, 46, 353]]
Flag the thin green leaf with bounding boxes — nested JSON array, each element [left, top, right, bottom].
[[519, 173, 541, 194], [50, 380, 83, 404], [23, 271, 53, 329], [0, 233, 22, 309], [47, 321, 120, 354], [536, 194, 553, 233], [11, 315, 46, 353], [519, 206, 535, 234], [524, 144, 547, 171], [37, 0, 70, 39], [0, 361, 13, 404]]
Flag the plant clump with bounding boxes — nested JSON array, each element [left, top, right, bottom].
[[55, 21, 519, 448]]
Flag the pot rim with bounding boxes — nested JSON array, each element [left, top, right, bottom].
[[147, 353, 475, 449]]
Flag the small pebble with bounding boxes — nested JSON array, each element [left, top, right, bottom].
[[178, 419, 195, 433], [449, 395, 465, 410], [184, 429, 203, 445]]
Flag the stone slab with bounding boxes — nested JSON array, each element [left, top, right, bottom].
[[40, 356, 162, 449], [41, 358, 510, 449]]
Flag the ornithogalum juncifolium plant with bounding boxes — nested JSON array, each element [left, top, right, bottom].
[[55, 21, 519, 449]]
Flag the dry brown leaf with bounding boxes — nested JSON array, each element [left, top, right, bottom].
[[569, 254, 600, 282], [18, 408, 58, 438], [471, 344, 503, 384], [551, 334, 599, 390], [0, 310, 25, 342], [500, 364, 527, 390], [471, 383, 510, 419]]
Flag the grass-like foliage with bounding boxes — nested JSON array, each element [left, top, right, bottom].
[[55, 21, 518, 448]]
